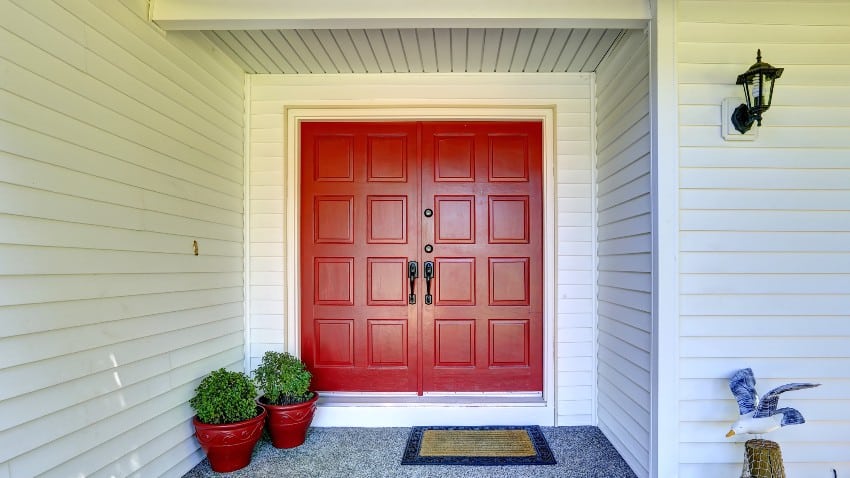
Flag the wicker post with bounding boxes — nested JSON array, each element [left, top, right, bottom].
[[745, 439, 786, 478]]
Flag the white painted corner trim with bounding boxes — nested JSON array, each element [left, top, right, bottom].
[[649, 0, 680, 476], [282, 105, 558, 426]]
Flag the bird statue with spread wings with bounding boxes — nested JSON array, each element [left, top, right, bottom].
[[726, 368, 819, 438]]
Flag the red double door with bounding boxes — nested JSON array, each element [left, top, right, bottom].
[[300, 121, 542, 394]]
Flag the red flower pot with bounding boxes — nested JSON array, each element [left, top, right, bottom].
[[259, 392, 319, 448], [192, 406, 266, 473]]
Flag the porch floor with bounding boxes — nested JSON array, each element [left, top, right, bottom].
[[182, 426, 637, 477]]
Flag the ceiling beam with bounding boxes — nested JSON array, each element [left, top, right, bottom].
[[150, 0, 650, 30]]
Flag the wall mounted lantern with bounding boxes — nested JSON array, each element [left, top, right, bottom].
[[731, 49, 783, 134]]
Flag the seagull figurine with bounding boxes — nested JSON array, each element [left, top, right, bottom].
[[726, 368, 819, 438]]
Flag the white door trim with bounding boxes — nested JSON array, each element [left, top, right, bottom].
[[283, 105, 557, 426]]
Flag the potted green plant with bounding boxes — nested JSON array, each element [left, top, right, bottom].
[[253, 351, 318, 448], [189, 368, 266, 472]]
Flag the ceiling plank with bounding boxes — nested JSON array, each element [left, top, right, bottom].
[[348, 29, 381, 73], [216, 31, 266, 73], [451, 29, 468, 73], [466, 29, 485, 73], [293, 30, 335, 74], [525, 28, 555, 73], [583, 29, 625, 72], [495, 28, 519, 72], [416, 29, 438, 72], [250, 31, 298, 73], [553, 29, 588, 72], [511, 28, 538, 72], [366, 29, 395, 73], [332, 30, 368, 73], [231, 31, 277, 73], [382, 29, 410, 73], [398, 29, 423, 73], [152, 0, 650, 30], [279, 30, 324, 74], [537, 29, 573, 73], [312, 29, 353, 73], [434, 28, 452, 72], [480, 29, 502, 73], [567, 28, 604, 72], [203, 31, 256, 73]]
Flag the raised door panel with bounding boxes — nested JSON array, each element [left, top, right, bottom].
[[367, 319, 408, 367], [367, 196, 407, 243], [313, 135, 354, 181], [489, 257, 530, 306], [489, 196, 530, 243], [314, 257, 354, 305], [367, 135, 408, 182], [435, 196, 475, 243], [366, 257, 407, 306], [489, 319, 530, 367], [434, 257, 476, 306], [314, 196, 353, 243], [433, 135, 475, 182]]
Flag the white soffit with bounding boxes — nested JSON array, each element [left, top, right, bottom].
[[151, 0, 651, 30], [151, 1, 648, 74], [201, 28, 628, 74]]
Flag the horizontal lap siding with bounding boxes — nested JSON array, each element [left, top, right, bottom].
[[594, 30, 651, 478], [678, 1, 850, 476], [248, 73, 595, 425], [0, 1, 244, 477]]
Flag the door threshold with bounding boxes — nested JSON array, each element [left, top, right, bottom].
[[318, 391, 544, 407], [313, 392, 553, 426]]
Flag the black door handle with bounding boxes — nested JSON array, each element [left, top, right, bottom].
[[423, 261, 434, 305], [408, 260, 418, 304]]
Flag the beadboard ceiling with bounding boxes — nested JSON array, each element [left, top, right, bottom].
[[201, 28, 626, 74]]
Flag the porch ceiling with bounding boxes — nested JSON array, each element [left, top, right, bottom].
[[151, 0, 648, 74], [200, 28, 627, 74]]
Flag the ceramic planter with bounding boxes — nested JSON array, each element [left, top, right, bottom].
[[192, 406, 266, 472], [259, 392, 319, 448]]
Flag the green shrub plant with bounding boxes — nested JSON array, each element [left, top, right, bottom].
[[253, 351, 313, 405], [189, 368, 259, 424]]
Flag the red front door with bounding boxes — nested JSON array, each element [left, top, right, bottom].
[[300, 121, 542, 394]]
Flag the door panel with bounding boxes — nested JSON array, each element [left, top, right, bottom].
[[301, 121, 542, 394], [420, 122, 543, 393], [435, 196, 475, 243], [301, 122, 419, 392]]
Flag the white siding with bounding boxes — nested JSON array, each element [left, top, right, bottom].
[[677, 1, 850, 476], [247, 73, 596, 425], [594, 30, 652, 478], [0, 1, 244, 477]]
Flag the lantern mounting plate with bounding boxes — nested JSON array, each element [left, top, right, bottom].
[[722, 97, 758, 141]]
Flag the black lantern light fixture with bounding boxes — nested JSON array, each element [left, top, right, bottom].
[[731, 49, 783, 134]]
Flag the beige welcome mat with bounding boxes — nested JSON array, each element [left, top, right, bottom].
[[401, 426, 557, 465]]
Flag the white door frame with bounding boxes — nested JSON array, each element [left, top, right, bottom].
[[283, 105, 557, 426]]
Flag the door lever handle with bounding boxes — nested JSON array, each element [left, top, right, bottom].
[[423, 261, 434, 305], [408, 260, 418, 304]]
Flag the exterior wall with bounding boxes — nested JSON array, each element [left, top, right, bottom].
[[0, 1, 245, 477], [247, 73, 596, 425], [677, 1, 850, 476], [594, 30, 652, 478]]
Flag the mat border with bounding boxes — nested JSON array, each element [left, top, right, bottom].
[[400, 425, 557, 466]]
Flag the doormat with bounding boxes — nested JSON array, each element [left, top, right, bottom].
[[400, 425, 557, 466]]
